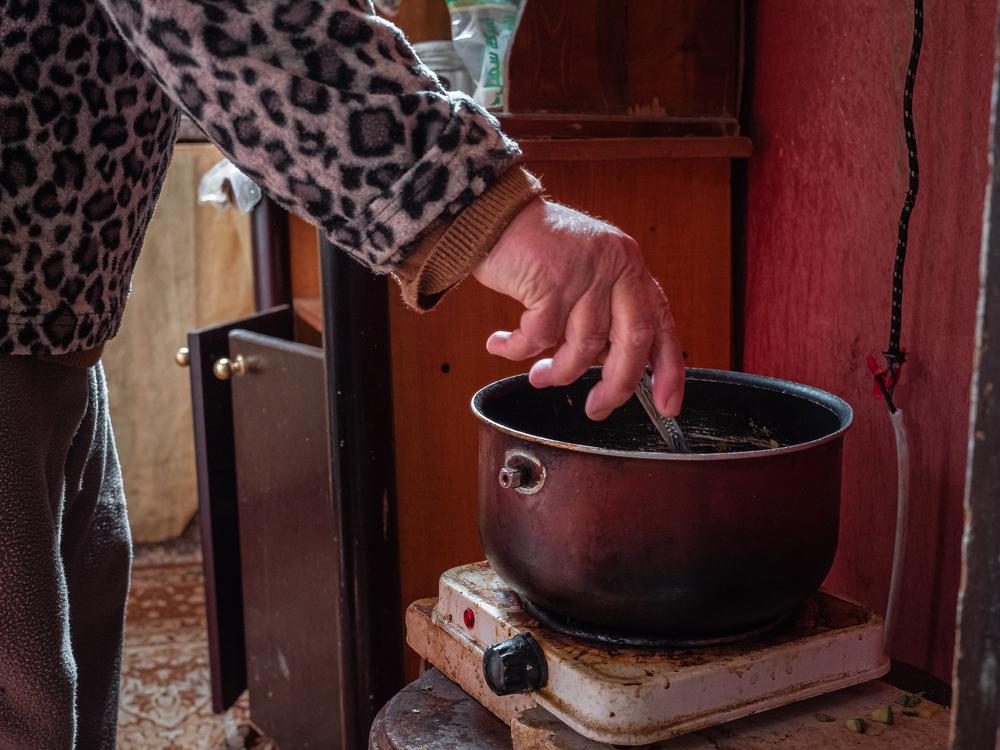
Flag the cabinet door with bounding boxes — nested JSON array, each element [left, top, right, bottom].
[[228, 330, 343, 750], [186, 306, 293, 712]]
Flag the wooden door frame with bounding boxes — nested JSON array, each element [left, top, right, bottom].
[[950, 3, 1000, 746], [319, 240, 405, 750]]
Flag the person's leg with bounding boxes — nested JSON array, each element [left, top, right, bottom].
[[0, 356, 90, 749], [61, 362, 132, 748]]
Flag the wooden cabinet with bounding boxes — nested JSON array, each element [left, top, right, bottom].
[[378, 0, 743, 134], [186, 308, 345, 747], [507, 0, 742, 125], [187, 264, 401, 749], [186, 307, 295, 713]]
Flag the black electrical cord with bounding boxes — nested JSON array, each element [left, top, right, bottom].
[[873, 0, 923, 413]]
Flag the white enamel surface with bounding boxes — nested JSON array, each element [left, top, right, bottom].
[[409, 563, 891, 746]]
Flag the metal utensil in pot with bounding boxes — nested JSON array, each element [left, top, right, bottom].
[[635, 368, 691, 453]]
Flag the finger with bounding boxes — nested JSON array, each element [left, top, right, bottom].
[[529, 286, 611, 388], [485, 297, 568, 361], [648, 289, 686, 416], [585, 277, 655, 420]]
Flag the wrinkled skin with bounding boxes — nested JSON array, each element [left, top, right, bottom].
[[474, 198, 685, 420]]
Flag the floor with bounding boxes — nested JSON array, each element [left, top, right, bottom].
[[117, 526, 275, 749]]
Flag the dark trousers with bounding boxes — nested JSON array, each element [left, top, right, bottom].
[[0, 356, 131, 749]]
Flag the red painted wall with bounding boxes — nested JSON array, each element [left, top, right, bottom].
[[742, 2, 995, 680]]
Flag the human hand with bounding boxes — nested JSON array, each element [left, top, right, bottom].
[[472, 198, 685, 420]]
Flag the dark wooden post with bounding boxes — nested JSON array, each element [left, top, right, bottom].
[[950, 5, 1000, 747], [250, 197, 292, 310], [319, 241, 405, 750]]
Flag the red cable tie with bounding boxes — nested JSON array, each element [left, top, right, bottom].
[[867, 355, 885, 399], [867, 353, 904, 400]]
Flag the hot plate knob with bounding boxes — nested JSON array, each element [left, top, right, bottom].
[[482, 632, 548, 696]]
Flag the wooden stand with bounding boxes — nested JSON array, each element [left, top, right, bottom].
[[370, 669, 950, 750]]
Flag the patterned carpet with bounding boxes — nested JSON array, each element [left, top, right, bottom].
[[117, 529, 275, 749]]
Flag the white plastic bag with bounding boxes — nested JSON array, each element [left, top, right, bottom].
[[446, 0, 526, 110], [197, 159, 262, 214]]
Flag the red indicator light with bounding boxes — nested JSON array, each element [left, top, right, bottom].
[[463, 608, 475, 628]]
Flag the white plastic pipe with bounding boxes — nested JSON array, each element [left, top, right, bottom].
[[883, 408, 910, 649]]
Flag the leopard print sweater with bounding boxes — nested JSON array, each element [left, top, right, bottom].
[[0, 0, 519, 355]]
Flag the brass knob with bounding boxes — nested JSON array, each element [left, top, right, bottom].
[[213, 355, 247, 380], [175, 346, 190, 367]]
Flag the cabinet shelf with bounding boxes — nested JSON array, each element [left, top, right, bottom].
[[518, 135, 751, 161], [292, 296, 323, 336]]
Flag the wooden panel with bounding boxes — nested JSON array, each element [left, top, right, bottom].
[[292, 296, 323, 336], [518, 136, 751, 161], [229, 331, 339, 748], [383, 1, 741, 122], [507, 0, 740, 119], [950, 10, 1000, 744], [742, 2, 995, 681], [289, 215, 320, 300], [497, 114, 738, 139], [509, 0, 628, 114], [377, 0, 451, 44], [390, 149, 735, 678], [186, 306, 294, 713], [625, 0, 742, 118]]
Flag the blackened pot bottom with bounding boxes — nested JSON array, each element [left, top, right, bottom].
[[518, 596, 796, 649]]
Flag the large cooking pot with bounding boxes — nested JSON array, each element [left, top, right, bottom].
[[472, 367, 853, 641]]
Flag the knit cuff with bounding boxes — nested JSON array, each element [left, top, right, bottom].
[[393, 166, 543, 311]]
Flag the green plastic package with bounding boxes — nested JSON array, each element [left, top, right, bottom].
[[446, 0, 526, 110]]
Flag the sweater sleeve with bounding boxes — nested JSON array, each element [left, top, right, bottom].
[[95, 0, 521, 274], [392, 166, 542, 310]]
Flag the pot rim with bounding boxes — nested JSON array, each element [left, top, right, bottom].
[[470, 367, 854, 462]]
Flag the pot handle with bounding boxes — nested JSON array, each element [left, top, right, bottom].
[[498, 450, 546, 495]]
